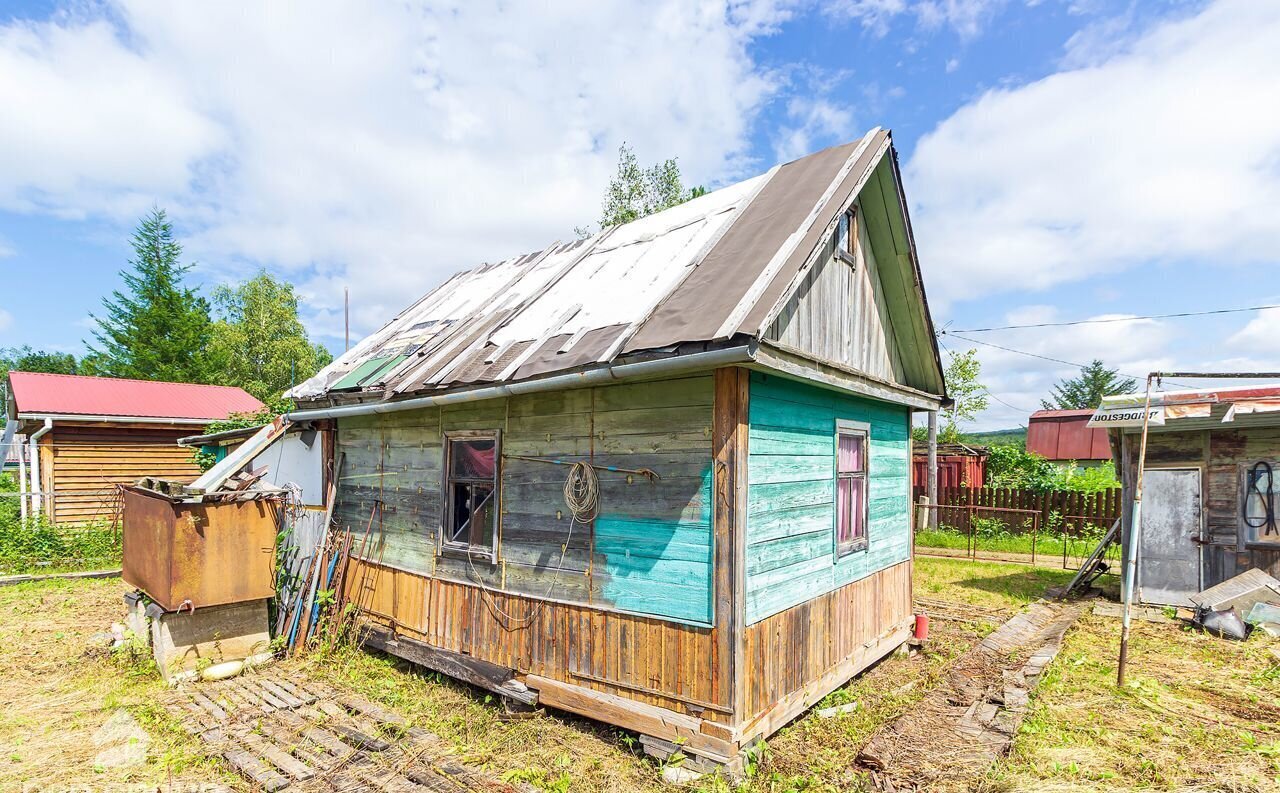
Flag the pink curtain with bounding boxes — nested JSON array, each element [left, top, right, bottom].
[[838, 432, 864, 473], [452, 440, 496, 478]]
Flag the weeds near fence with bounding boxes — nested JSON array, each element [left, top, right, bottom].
[[0, 474, 121, 574]]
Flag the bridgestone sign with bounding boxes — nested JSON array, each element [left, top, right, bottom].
[[1088, 403, 1165, 428]]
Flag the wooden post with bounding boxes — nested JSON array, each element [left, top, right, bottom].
[[926, 410, 938, 528]]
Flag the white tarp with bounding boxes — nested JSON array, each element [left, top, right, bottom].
[[1088, 395, 1165, 428]]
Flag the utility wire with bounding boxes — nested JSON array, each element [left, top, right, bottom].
[[944, 302, 1280, 333], [944, 332, 1198, 390], [938, 335, 1035, 414]]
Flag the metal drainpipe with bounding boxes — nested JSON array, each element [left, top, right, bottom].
[[284, 345, 757, 422], [28, 418, 52, 518], [17, 431, 28, 523]]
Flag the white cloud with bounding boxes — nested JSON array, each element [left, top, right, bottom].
[[773, 95, 857, 162], [0, 309, 13, 333], [0, 1, 797, 338], [944, 306, 1178, 429], [0, 236, 13, 258], [908, 0, 1280, 308], [945, 57, 960, 73], [825, 0, 1007, 38], [1227, 308, 1280, 361]]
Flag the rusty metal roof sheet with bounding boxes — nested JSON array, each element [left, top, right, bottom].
[[290, 128, 940, 402]]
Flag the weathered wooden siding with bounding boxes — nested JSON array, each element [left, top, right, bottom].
[[342, 560, 733, 723], [333, 374, 716, 625], [1119, 427, 1280, 591], [745, 372, 911, 624], [765, 200, 905, 384], [740, 559, 911, 730], [43, 423, 201, 524]]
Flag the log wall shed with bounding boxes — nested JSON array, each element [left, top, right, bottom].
[[286, 128, 948, 766], [1097, 385, 1280, 606], [5, 372, 263, 524]]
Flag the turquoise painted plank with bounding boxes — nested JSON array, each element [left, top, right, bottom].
[[747, 502, 832, 544], [747, 454, 832, 485], [747, 530, 832, 576], [747, 553, 833, 597], [749, 424, 833, 456], [592, 571, 712, 625], [744, 373, 913, 625], [747, 479, 834, 516], [749, 395, 834, 432]]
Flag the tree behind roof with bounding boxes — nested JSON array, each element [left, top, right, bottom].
[[940, 348, 988, 443], [208, 271, 333, 402], [0, 346, 77, 413], [82, 208, 214, 383], [1041, 359, 1136, 410], [578, 143, 707, 234]]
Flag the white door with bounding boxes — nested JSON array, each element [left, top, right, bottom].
[[1137, 468, 1203, 606]]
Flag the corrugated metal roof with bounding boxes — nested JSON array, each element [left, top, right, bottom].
[[1030, 408, 1097, 420], [290, 128, 944, 402], [1027, 410, 1111, 461], [9, 371, 264, 421]]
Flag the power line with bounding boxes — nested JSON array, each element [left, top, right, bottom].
[[945, 332, 1198, 390], [944, 302, 1280, 333], [938, 335, 1036, 415]]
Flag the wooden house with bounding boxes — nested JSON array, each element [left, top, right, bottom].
[[1093, 385, 1280, 606], [6, 372, 263, 524], [911, 442, 987, 490], [285, 128, 947, 768]]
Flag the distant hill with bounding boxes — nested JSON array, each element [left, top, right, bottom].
[[963, 427, 1027, 447]]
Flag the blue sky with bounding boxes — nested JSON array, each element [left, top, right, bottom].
[[2, 1, 1278, 429]]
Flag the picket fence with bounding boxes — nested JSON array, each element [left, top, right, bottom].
[[912, 486, 1122, 532]]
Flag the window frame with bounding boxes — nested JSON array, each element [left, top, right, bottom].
[[834, 419, 870, 558], [440, 429, 501, 561], [834, 206, 858, 266]]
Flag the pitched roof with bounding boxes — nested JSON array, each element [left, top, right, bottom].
[[291, 127, 944, 402], [1030, 409, 1098, 420], [8, 372, 264, 422]]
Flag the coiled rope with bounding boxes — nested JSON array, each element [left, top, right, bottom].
[[1245, 461, 1278, 537], [470, 461, 599, 629]]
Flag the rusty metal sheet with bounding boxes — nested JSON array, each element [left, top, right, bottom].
[[123, 487, 278, 611]]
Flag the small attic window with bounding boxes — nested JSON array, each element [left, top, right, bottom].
[[835, 207, 857, 265]]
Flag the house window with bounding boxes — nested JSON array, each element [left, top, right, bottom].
[[443, 433, 499, 557], [835, 207, 857, 261], [836, 421, 869, 556]]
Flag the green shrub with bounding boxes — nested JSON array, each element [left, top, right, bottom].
[[0, 473, 121, 574]]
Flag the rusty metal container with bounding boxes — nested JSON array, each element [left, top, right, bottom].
[[122, 487, 278, 611]]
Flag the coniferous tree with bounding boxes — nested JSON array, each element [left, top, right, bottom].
[[83, 208, 214, 382], [208, 271, 333, 402], [1041, 360, 1136, 410]]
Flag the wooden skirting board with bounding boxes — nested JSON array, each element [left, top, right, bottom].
[[736, 616, 913, 746], [361, 612, 911, 768], [360, 624, 537, 706]]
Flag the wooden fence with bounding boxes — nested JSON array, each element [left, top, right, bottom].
[[912, 486, 1121, 533]]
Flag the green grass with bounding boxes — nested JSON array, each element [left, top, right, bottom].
[[916, 526, 1117, 568], [5, 557, 1274, 793], [914, 555, 1074, 611], [988, 611, 1280, 790]]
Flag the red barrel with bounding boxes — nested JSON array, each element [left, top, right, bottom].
[[914, 614, 930, 641]]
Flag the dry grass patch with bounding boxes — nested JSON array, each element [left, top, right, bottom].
[[0, 577, 234, 791], [986, 612, 1280, 792]]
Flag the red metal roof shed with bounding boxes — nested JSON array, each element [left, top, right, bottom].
[[8, 372, 263, 421], [1027, 408, 1111, 461]]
